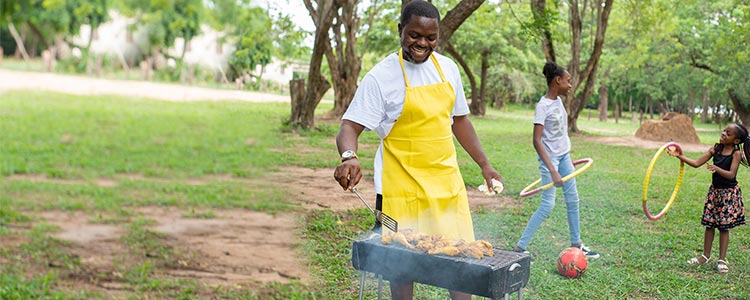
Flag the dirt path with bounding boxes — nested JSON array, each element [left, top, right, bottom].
[[583, 135, 709, 153], [0, 68, 289, 102]]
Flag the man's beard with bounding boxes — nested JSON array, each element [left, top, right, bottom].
[[402, 46, 433, 64]]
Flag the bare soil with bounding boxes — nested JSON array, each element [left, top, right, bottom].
[[583, 135, 709, 153]]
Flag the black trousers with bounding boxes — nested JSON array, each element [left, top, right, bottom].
[[372, 194, 383, 233]]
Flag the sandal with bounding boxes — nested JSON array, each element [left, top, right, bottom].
[[717, 259, 729, 274], [687, 254, 710, 265]]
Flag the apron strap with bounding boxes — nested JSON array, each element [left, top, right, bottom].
[[398, 48, 448, 88], [398, 49, 411, 88]]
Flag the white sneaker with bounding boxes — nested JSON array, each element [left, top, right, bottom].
[[577, 244, 600, 259]]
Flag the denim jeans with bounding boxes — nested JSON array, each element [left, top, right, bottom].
[[516, 152, 581, 250]]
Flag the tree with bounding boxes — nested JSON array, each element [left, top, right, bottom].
[[325, 0, 365, 118], [447, 1, 542, 115], [228, 7, 273, 83], [530, 0, 556, 62], [290, 0, 335, 129], [271, 13, 311, 62], [293, 0, 488, 129], [678, 0, 750, 125], [68, 0, 110, 72], [532, 0, 614, 132], [435, 0, 485, 52]]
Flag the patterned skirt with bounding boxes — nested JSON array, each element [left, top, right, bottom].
[[702, 184, 746, 230]]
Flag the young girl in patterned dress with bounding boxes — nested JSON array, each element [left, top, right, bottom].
[[669, 123, 748, 273]]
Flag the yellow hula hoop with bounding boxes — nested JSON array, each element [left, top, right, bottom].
[[519, 158, 594, 197], [642, 142, 685, 220]]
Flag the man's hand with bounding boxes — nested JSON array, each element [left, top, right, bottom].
[[481, 165, 503, 192], [333, 159, 362, 190]]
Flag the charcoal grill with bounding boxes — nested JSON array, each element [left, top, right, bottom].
[[352, 235, 530, 300]]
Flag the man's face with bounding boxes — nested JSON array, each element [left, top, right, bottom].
[[398, 15, 439, 64]]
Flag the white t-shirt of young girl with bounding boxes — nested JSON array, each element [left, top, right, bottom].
[[533, 96, 570, 156]]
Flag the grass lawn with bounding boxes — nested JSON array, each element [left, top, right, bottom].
[[1, 90, 748, 299]]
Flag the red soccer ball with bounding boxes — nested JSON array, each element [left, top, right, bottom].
[[557, 247, 588, 278]]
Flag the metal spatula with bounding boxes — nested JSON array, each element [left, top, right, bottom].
[[351, 188, 398, 233]]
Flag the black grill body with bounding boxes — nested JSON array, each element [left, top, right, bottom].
[[352, 236, 531, 299]]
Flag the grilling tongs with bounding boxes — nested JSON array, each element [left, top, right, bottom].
[[351, 188, 398, 232]]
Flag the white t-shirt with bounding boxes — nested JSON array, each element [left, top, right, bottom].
[[533, 96, 571, 156], [342, 52, 469, 194]]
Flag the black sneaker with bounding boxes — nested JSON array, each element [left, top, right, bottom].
[[577, 244, 600, 259], [512, 247, 533, 264]]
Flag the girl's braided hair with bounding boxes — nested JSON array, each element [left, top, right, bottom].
[[542, 61, 566, 86]]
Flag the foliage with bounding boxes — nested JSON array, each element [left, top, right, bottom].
[[228, 7, 273, 76], [602, 0, 750, 121], [450, 1, 544, 106], [205, 0, 308, 83], [271, 12, 311, 62]]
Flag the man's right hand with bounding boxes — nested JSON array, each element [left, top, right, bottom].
[[334, 159, 362, 190]]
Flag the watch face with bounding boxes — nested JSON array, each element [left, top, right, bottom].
[[342, 150, 356, 159]]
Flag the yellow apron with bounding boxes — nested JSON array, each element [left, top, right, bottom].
[[381, 50, 474, 241]]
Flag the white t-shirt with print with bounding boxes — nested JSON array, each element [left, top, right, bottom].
[[533, 96, 570, 156], [342, 51, 469, 194]]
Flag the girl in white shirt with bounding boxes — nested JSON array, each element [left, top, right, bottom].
[[513, 61, 600, 259]]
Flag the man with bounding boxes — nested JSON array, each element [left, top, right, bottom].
[[333, 1, 502, 299]]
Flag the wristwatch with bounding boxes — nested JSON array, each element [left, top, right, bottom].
[[341, 150, 358, 162]]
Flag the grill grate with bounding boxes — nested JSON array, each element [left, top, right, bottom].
[[352, 235, 530, 299]]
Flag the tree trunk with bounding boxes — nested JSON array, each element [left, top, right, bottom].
[[701, 87, 709, 123], [290, 78, 307, 125], [445, 42, 479, 115], [614, 102, 620, 124], [565, 0, 614, 132], [598, 82, 608, 122], [628, 95, 632, 115], [530, 0, 556, 62], [728, 89, 750, 126], [435, 0, 486, 52], [713, 100, 721, 126], [7, 22, 30, 61], [476, 49, 489, 116], [294, 0, 337, 129], [688, 88, 695, 119], [647, 96, 653, 119], [326, 0, 362, 119]]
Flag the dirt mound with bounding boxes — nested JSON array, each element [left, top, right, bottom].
[[635, 113, 700, 144]]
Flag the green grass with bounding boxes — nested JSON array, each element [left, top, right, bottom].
[[1, 90, 748, 299]]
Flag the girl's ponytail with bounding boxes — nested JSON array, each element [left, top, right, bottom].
[[735, 123, 750, 167]]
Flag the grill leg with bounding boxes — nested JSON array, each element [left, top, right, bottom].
[[377, 275, 383, 300], [517, 288, 523, 300], [358, 271, 366, 300]]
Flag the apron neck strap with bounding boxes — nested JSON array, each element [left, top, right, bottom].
[[399, 48, 447, 88]]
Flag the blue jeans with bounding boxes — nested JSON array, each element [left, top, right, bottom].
[[516, 152, 581, 250]]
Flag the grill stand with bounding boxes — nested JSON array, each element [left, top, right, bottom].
[[358, 271, 384, 300], [356, 271, 524, 300]]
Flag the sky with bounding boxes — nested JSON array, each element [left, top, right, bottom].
[[261, 0, 316, 32]]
